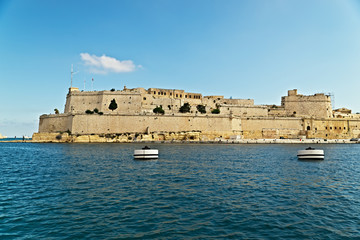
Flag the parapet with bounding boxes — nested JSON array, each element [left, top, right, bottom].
[[68, 87, 80, 93], [288, 89, 298, 96]]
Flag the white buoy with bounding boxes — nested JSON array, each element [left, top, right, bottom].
[[297, 147, 324, 160], [134, 146, 158, 160]]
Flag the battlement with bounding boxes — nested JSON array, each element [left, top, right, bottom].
[[281, 89, 332, 118]]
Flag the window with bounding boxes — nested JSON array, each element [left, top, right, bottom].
[[158, 92, 160, 95], [325, 127, 328, 130], [154, 91, 156, 94], [307, 126, 311, 130], [185, 95, 187, 98], [334, 127, 337, 130], [176, 94, 178, 97], [344, 127, 346, 130], [330, 127, 332, 130], [170, 93, 172, 96], [143, 97, 146, 100], [180, 94, 182, 98], [164, 93, 166, 95]]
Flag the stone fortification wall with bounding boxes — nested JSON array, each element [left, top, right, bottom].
[[64, 88, 142, 114], [64, 87, 256, 117], [219, 105, 268, 117], [39, 114, 73, 133], [39, 87, 360, 141], [268, 106, 286, 117], [39, 113, 242, 136], [241, 117, 303, 139], [281, 89, 332, 118], [304, 118, 360, 139]]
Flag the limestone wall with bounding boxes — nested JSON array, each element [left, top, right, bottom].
[[303, 118, 360, 139], [39, 113, 242, 135], [39, 114, 73, 133], [241, 117, 303, 139], [38, 87, 360, 141], [219, 105, 268, 117], [281, 89, 332, 118], [64, 90, 142, 114]]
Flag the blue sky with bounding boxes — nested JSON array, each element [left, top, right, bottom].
[[1, 0, 360, 137]]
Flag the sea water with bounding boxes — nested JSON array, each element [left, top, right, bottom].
[[0, 143, 359, 239]]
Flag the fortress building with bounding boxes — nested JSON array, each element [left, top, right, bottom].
[[33, 87, 360, 142]]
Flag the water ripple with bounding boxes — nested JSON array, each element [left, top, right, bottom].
[[0, 143, 359, 239]]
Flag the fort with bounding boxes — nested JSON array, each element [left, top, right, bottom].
[[32, 87, 360, 142]]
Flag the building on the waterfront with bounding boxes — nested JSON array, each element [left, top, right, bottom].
[[33, 87, 360, 142]]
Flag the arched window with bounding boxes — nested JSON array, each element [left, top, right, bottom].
[[307, 126, 311, 130]]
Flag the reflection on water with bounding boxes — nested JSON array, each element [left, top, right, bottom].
[[0, 143, 359, 239]]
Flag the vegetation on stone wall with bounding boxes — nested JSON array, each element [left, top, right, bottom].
[[54, 108, 59, 114], [85, 109, 103, 115], [211, 108, 220, 114], [197, 105, 206, 114], [109, 99, 118, 111], [110, 88, 115, 92], [153, 106, 165, 114], [179, 103, 191, 113]]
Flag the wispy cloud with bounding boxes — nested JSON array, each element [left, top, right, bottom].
[[80, 53, 139, 74]]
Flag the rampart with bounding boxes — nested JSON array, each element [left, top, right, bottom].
[[34, 87, 360, 142]]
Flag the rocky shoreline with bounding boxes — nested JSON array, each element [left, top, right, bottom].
[[2, 138, 359, 144]]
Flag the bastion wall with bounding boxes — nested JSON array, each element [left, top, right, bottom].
[[35, 87, 360, 141], [281, 89, 332, 118], [39, 113, 242, 135]]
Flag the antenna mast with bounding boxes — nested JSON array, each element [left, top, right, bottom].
[[70, 64, 78, 87]]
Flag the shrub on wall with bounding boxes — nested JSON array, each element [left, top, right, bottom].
[[196, 105, 206, 114], [54, 108, 59, 114], [93, 108, 99, 113], [179, 103, 191, 113], [110, 88, 115, 92], [85, 109, 94, 114], [153, 106, 165, 114], [211, 108, 220, 114], [109, 99, 118, 111]]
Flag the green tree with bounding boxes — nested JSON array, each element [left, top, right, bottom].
[[196, 105, 206, 114], [54, 108, 59, 114], [211, 108, 220, 114], [153, 106, 165, 114], [109, 99, 118, 111], [179, 103, 191, 113]]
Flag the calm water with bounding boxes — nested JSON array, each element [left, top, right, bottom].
[[0, 143, 359, 239]]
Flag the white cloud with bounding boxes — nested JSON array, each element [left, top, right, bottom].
[[80, 53, 139, 74]]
